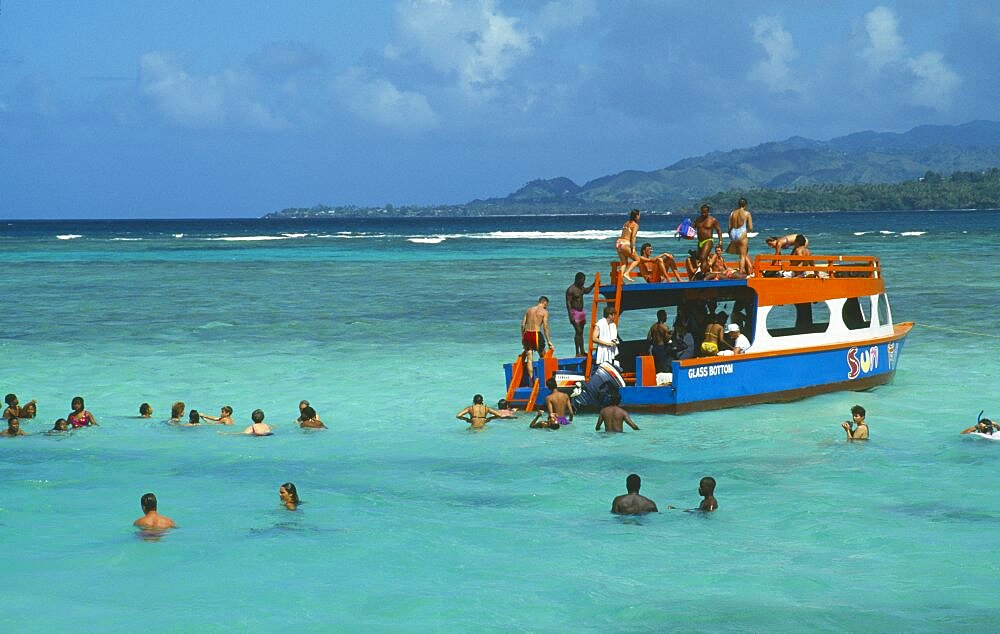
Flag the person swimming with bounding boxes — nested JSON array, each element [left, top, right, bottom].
[[67, 396, 97, 428], [279, 482, 300, 510], [243, 409, 273, 436]]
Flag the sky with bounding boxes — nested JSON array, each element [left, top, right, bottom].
[[1, 0, 998, 219]]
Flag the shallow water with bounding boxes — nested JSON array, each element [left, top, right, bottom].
[[2, 211, 999, 630]]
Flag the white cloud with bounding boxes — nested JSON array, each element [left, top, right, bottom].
[[748, 16, 798, 93], [856, 6, 960, 111], [908, 51, 960, 110], [334, 67, 439, 133], [393, 0, 534, 97], [861, 6, 905, 69], [138, 51, 289, 130]]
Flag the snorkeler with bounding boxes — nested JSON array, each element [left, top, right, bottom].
[[960, 411, 997, 435]]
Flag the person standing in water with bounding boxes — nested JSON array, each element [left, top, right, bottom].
[[133, 493, 176, 530], [841, 404, 869, 440], [726, 197, 753, 275], [455, 394, 502, 430], [565, 272, 595, 357], [611, 474, 658, 515], [67, 396, 98, 428], [279, 483, 300, 511]]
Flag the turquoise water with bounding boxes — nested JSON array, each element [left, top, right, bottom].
[[2, 212, 998, 631]]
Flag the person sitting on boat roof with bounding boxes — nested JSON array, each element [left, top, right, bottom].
[[765, 233, 808, 255], [705, 246, 747, 281], [637, 243, 683, 283], [544, 378, 574, 425], [718, 323, 750, 356], [592, 305, 619, 365], [841, 405, 869, 440], [456, 394, 503, 430], [529, 411, 561, 430], [684, 249, 703, 281], [596, 393, 639, 433]]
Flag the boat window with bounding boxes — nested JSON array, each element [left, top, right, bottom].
[[876, 294, 890, 327], [765, 302, 830, 337], [842, 297, 871, 330]]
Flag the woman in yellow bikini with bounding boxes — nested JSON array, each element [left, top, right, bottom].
[[615, 209, 641, 283]]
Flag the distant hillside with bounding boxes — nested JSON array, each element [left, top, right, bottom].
[[265, 120, 1000, 217]]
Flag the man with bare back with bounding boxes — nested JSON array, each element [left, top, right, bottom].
[[694, 204, 724, 273], [544, 377, 573, 425], [565, 272, 595, 356], [521, 296, 554, 380], [596, 393, 639, 433]]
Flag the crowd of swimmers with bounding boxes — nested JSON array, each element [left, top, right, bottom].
[[1, 393, 327, 438]]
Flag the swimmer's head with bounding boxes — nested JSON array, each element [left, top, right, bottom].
[[53, 418, 69, 431], [699, 476, 716, 496], [221, 405, 233, 416], [472, 394, 484, 405], [22, 401, 36, 416], [609, 392, 622, 407], [851, 404, 866, 419], [546, 378, 557, 391], [626, 473, 641, 493], [188, 410, 199, 424], [300, 406, 316, 420], [497, 399, 508, 409], [538, 295, 549, 306], [251, 409, 265, 423], [299, 400, 309, 411], [140, 493, 158, 513], [71, 396, 84, 411], [7, 417, 20, 433], [280, 482, 299, 504], [170, 402, 185, 419], [4, 394, 16, 406], [139, 403, 153, 417]]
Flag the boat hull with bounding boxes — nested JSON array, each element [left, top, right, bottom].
[[506, 324, 910, 415]]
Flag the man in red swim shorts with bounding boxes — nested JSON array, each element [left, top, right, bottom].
[[521, 295, 554, 381]]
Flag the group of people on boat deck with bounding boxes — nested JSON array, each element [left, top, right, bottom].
[[614, 201, 813, 283]]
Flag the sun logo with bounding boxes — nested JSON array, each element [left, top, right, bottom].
[[847, 346, 879, 380]]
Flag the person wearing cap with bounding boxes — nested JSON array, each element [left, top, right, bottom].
[[718, 323, 750, 356]]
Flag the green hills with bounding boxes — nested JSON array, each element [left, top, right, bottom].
[[266, 120, 1000, 217]]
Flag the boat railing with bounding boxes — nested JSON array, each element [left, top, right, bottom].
[[752, 254, 881, 279]]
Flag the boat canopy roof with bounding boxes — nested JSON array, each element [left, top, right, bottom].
[[601, 279, 752, 312]]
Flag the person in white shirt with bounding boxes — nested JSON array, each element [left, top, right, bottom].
[[718, 323, 750, 356], [592, 305, 619, 365]]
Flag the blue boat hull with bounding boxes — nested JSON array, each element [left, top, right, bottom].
[[506, 331, 908, 414]]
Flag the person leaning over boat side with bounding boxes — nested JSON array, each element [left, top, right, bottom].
[[596, 393, 638, 433], [790, 234, 814, 276], [841, 404, 869, 440], [765, 233, 807, 255], [521, 296, 554, 382], [544, 378, 573, 425], [565, 272, 595, 357], [694, 204, 724, 273], [637, 243, 683, 283], [456, 394, 502, 430], [592, 305, 619, 365], [615, 209, 641, 283], [717, 323, 750, 356], [726, 197, 753, 276], [133, 493, 176, 530], [611, 474, 658, 515], [647, 309, 673, 372]]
